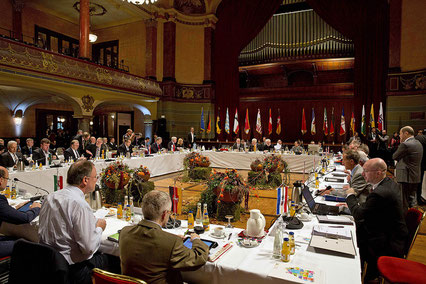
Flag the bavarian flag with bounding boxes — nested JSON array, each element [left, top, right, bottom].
[[200, 107, 205, 132], [361, 105, 366, 136]]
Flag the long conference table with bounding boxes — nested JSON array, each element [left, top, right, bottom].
[[9, 151, 321, 195]]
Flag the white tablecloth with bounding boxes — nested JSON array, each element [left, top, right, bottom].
[[9, 152, 321, 195]]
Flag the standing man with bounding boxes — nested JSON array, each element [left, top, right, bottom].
[[415, 131, 426, 204], [21, 138, 37, 157], [168, 137, 177, 152], [367, 128, 378, 158], [187, 127, 196, 149], [120, 190, 209, 283], [123, 129, 135, 143], [0, 141, 28, 168], [39, 160, 114, 284], [377, 129, 389, 163], [346, 158, 407, 281], [393, 126, 423, 210], [0, 166, 41, 257]]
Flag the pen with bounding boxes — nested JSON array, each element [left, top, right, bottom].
[[228, 233, 232, 240]]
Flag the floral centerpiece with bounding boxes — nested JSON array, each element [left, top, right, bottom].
[[263, 155, 287, 173], [183, 152, 211, 180], [213, 169, 250, 203], [100, 161, 133, 205], [129, 165, 154, 206], [250, 158, 264, 172]]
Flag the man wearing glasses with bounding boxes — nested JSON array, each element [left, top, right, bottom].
[[0, 166, 41, 257], [39, 160, 116, 284], [345, 158, 407, 282]]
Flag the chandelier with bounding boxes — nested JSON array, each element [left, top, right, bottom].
[[123, 0, 158, 4]]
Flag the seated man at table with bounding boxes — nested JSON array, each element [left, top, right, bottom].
[[274, 139, 283, 151], [64, 140, 84, 162], [32, 138, 57, 165], [0, 166, 41, 257], [263, 139, 274, 152], [323, 150, 370, 204], [120, 190, 209, 284], [21, 138, 37, 157], [168, 136, 178, 152], [86, 138, 107, 159], [151, 137, 164, 153], [118, 138, 133, 156], [232, 138, 243, 151], [0, 141, 28, 168], [346, 158, 407, 281], [291, 141, 303, 154], [249, 138, 259, 151], [107, 137, 117, 151], [39, 160, 115, 284]]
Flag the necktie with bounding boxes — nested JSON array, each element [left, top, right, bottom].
[[75, 150, 79, 159], [13, 153, 17, 164]]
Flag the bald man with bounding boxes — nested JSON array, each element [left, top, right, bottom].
[[346, 158, 407, 281]]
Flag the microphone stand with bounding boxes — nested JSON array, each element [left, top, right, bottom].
[[13, 178, 50, 201]]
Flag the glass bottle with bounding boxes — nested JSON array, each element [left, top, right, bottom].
[[125, 205, 131, 221], [202, 204, 209, 231], [4, 185, 10, 199], [273, 226, 283, 258], [11, 182, 17, 200], [281, 237, 291, 262], [129, 196, 134, 216], [188, 211, 194, 229], [117, 203, 123, 219], [195, 203, 202, 225], [289, 232, 295, 255]]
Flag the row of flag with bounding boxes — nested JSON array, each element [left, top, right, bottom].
[[201, 102, 384, 136], [301, 102, 384, 136]]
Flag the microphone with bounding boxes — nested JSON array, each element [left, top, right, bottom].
[[13, 177, 50, 198]]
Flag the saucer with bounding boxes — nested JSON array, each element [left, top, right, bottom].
[[238, 239, 259, 248], [209, 232, 227, 239], [242, 230, 265, 238]]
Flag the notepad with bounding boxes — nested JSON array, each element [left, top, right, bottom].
[[312, 225, 351, 239], [317, 216, 353, 226]]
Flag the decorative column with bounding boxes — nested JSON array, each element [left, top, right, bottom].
[[11, 0, 24, 41], [143, 114, 153, 140], [162, 16, 176, 82], [79, 0, 90, 59], [203, 26, 214, 84], [74, 115, 92, 133], [145, 19, 158, 80]]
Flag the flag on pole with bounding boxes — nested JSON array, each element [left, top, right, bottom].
[[370, 104, 375, 129], [350, 111, 355, 135], [206, 111, 211, 134], [225, 107, 230, 134], [244, 108, 250, 134], [256, 109, 262, 134], [276, 109, 281, 135], [377, 102, 384, 131], [340, 108, 346, 136], [216, 108, 221, 134], [233, 108, 239, 134], [268, 109, 273, 135], [200, 107, 205, 132], [361, 105, 366, 136], [329, 107, 335, 136], [169, 186, 180, 214], [54, 175, 63, 191], [276, 185, 289, 215], [311, 108, 316, 135], [301, 108, 307, 135], [323, 107, 328, 136]]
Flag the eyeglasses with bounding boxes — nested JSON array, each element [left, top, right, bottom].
[[86, 175, 99, 180]]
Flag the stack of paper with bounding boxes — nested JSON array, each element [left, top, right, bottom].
[[312, 225, 351, 239]]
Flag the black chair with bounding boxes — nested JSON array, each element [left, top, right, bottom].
[[9, 239, 70, 284]]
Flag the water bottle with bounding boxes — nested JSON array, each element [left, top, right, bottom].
[[273, 226, 283, 259]]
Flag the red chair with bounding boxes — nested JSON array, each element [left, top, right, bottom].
[[92, 268, 147, 284], [404, 208, 424, 256], [378, 256, 426, 284]]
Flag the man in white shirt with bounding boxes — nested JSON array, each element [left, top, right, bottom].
[[39, 160, 115, 284]]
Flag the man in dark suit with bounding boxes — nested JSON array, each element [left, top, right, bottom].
[[78, 132, 91, 154], [117, 139, 133, 156], [187, 127, 196, 149], [21, 138, 37, 157], [0, 141, 28, 168], [120, 190, 209, 284], [32, 138, 56, 166], [249, 138, 259, 152], [367, 127, 378, 158], [86, 138, 107, 159], [346, 158, 407, 281], [262, 139, 274, 152], [232, 138, 243, 151], [151, 137, 163, 154], [168, 137, 177, 152], [392, 126, 423, 210], [107, 137, 117, 151], [64, 140, 83, 162], [0, 139, 5, 155], [132, 133, 143, 148], [0, 166, 41, 257], [415, 132, 426, 204]]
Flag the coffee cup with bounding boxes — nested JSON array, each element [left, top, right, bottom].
[[299, 212, 310, 220], [213, 226, 224, 236]]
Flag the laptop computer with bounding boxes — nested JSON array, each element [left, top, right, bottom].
[[302, 185, 340, 215]]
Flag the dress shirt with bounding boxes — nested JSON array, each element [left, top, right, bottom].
[[372, 178, 385, 191], [39, 185, 103, 265], [74, 149, 80, 159], [9, 152, 17, 164]]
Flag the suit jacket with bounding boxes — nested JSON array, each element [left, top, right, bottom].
[[0, 195, 40, 226], [64, 147, 81, 162], [32, 148, 55, 165], [377, 134, 389, 150], [168, 141, 177, 151], [262, 144, 274, 152], [346, 177, 407, 259], [117, 143, 132, 156], [187, 132, 196, 147], [151, 143, 162, 154], [21, 146, 38, 157], [249, 144, 259, 152], [232, 143, 242, 150], [85, 144, 107, 159], [107, 142, 117, 151], [0, 152, 28, 167], [392, 137, 423, 183], [331, 164, 371, 203], [119, 220, 209, 284], [415, 134, 426, 171]]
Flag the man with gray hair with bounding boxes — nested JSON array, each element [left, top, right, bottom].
[[39, 160, 113, 284], [0, 141, 28, 168], [346, 158, 407, 281], [120, 190, 209, 283], [249, 138, 258, 152], [393, 126, 423, 210], [168, 136, 178, 152]]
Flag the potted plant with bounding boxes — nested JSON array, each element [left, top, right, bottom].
[[129, 165, 155, 206], [183, 152, 211, 180], [250, 158, 264, 172], [100, 161, 133, 205], [210, 169, 250, 203]]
